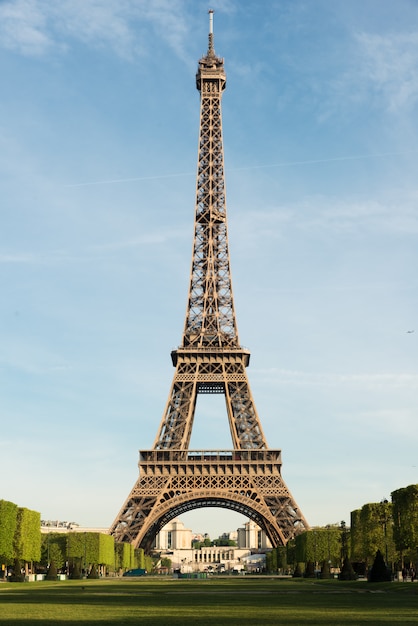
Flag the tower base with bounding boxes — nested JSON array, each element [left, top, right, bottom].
[[110, 449, 309, 551]]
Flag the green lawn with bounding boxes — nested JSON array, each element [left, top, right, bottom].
[[0, 577, 417, 625]]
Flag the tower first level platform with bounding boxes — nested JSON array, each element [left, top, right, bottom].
[[112, 449, 307, 553]]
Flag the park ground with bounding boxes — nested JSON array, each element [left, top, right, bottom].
[[0, 576, 417, 625]]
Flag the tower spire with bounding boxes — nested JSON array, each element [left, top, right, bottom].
[[208, 9, 214, 54]]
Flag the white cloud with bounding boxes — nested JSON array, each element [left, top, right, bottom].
[[0, 0, 190, 59], [355, 30, 418, 112], [231, 192, 418, 247], [254, 368, 418, 390], [0, 0, 52, 56]]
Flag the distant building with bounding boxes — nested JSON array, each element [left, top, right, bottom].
[[40, 520, 108, 534], [154, 518, 269, 573], [237, 520, 271, 550], [40, 517, 270, 569], [155, 519, 192, 550]]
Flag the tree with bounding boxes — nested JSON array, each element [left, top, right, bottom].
[[292, 563, 303, 578], [339, 556, 356, 580], [320, 560, 331, 579], [115, 542, 134, 572], [14, 507, 41, 569], [0, 500, 18, 572], [304, 561, 315, 578], [350, 509, 363, 563], [135, 548, 146, 570], [276, 546, 288, 570], [10, 558, 25, 582], [67, 532, 115, 574], [339, 521, 349, 560], [350, 502, 395, 569], [88, 563, 99, 579], [69, 559, 82, 580], [368, 550, 391, 582], [41, 534, 67, 571], [392, 485, 418, 561], [267, 547, 278, 573], [160, 557, 172, 570], [295, 527, 342, 566], [45, 560, 58, 581]]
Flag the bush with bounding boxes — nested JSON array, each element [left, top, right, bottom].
[[339, 556, 357, 581], [69, 560, 82, 580], [45, 560, 58, 581], [368, 550, 391, 582]]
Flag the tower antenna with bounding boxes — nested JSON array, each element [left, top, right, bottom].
[[208, 9, 214, 53]]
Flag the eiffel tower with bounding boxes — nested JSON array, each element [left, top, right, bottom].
[[110, 11, 309, 551]]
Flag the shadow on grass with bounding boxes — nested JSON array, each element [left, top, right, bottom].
[[0, 578, 417, 626]]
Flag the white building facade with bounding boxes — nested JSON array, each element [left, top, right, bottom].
[[155, 518, 270, 573]]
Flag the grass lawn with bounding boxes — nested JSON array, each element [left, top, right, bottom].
[[0, 577, 417, 625]]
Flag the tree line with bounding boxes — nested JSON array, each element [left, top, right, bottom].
[[266, 484, 418, 579], [2, 483, 416, 580], [0, 499, 152, 580]]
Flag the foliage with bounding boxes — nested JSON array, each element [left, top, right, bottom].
[[41, 534, 67, 570], [339, 521, 349, 559], [67, 532, 115, 568], [45, 561, 58, 581], [115, 542, 134, 571], [97, 533, 115, 568], [295, 527, 342, 565], [351, 500, 396, 565], [0, 500, 18, 564], [265, 547, 279, 573], [320, 560, 331, 579], [14, 508, 41, 563], [304, 561, 315, 578], [135, 548, 145, 569], [69, 559, 82, 580], [144, 553, 153, 573], [286, 538, 296, 566], [292, 563, 303, 577], [88, 563, 99, 579], [276, 546, 288, 569], [391, 484, 418, 554], [9, 558, 25, 582], [349, 509, 363, 562], [192, 537, 213, 549], [212, 538, 237, 547], [350, 501, 395, 568], [265, 547, 287, 572], [361, 503, 390, 563], [368, 550, 391, 582], [339, 556, 356, 581]]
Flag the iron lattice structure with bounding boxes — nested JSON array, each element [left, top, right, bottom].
[[110, 12, 309, 551]]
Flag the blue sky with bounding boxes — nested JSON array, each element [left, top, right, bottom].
[[1, 0, 417, 540]]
